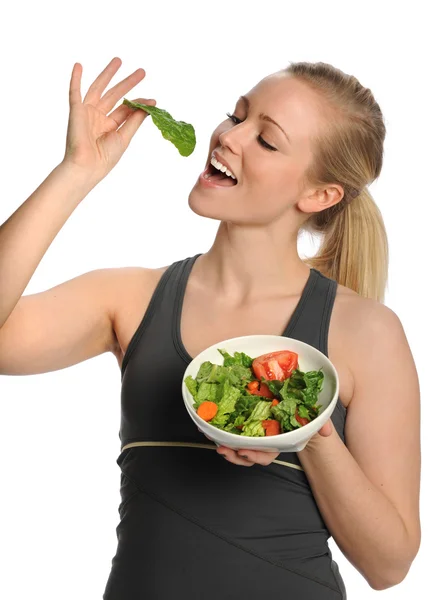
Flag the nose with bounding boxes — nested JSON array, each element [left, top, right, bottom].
[[218, 125, 241, 156]]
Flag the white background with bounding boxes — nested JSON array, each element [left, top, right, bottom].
[[0, 1, 427, 598]]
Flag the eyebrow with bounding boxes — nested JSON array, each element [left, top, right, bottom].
[[239, 95, 292, 145]]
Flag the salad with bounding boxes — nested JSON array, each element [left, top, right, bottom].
[[184, 349, 324, 437]]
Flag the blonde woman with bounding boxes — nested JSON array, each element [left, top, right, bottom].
[[0, 58, 420, 599]]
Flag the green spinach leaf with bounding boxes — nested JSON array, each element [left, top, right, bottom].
[[123, 99, 196, 156]]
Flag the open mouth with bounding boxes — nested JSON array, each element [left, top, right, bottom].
[[205, 162, 238, 186]]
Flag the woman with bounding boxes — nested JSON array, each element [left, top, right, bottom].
[[0, 58, 420, 599]]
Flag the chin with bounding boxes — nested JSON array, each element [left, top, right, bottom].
[[187, 184, 283, 226], [187, 187, 231, 221], [188, 195, 259, 226]]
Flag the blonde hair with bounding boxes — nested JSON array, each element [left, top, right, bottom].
[[284, 61, 389, 302]]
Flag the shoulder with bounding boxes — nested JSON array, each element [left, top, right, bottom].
[[103, 264, 170, 355], [332, 282, 412, 397], [108, 264, 169, 292], [334, 281, 405, 341], [107, 264, 170, 313]]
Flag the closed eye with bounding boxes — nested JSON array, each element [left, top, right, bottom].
[[226, 113, 277, 152]]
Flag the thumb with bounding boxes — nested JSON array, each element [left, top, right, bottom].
[[318, 420, 333, 437], [118, 98, 157, 147]]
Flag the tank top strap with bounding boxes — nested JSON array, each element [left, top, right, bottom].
[[120, 254, 202, 381], [286, 269, 338, 356], [284, 268, 346, 438]]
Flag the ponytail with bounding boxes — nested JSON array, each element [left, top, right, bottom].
[[281, 61, 389, 301], [304, 187, 388, 302]]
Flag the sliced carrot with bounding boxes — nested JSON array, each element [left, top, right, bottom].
[[271, 399, 280, 406], [247, 381, 260, 392], [197, 401, 218, 421]]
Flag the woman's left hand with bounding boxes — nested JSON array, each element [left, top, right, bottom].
[[214, 419, 334, 466]]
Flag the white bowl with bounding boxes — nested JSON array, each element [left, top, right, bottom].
[[182, 335, 339, 453]]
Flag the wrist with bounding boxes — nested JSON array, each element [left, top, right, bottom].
[[298, 436, 322, 456], [56, 160, 100, 194], [298, 424, 337, 456]]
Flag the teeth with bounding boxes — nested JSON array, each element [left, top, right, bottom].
[[210, 157, 236, 180]]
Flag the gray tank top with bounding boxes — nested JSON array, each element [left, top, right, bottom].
[[109, 253, 348, 599]]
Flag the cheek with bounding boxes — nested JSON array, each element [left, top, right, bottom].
[[239, 170, 299, 222], [249, 162, 296, 196], [254, 160, 298, 187]]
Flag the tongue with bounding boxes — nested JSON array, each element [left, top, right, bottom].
[[209, 171, 236, 187]]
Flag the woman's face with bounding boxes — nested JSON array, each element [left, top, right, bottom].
[[188, 72, 327, 226]]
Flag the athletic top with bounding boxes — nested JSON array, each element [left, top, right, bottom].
[[102, 253, 348, 600]]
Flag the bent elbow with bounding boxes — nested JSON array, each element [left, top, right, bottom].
[[368, 531, 420, 591], [368, 566, 411, 591]]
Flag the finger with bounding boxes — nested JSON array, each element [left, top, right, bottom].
[[237, 449, 278, 466], [98, 68, 147, 114], [116, 99, 156, 147], [83, 57, 122, 105], [217, 447, 254, 467], [318, 425, 327, 436], [318, 420, 333, 437], [108, 97, 156, 129], [69, 63, 83, 108]]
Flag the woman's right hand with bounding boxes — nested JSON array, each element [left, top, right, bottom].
[[62, 57, 156, 183]]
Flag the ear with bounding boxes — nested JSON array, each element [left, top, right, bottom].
[[297, 184, 344, 215]]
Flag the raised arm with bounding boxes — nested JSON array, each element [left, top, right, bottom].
[[0, 57, 156, 374]]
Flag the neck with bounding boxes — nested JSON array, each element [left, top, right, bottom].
[[193, 220, 311, 305]]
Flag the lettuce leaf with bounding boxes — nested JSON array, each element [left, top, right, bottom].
[[194, 361, 214, 384], [212, 364, 253, 388], [304, 370, 325, 392], [264, 379, 284, 396], [217, 349, 254, 368], [241, 420, 265, 437], [195, 382, 218, 406], [123, 99, 196, 156], [271, 398, 297, 432], [228, 394, 260, 424], [297, 404, 310, 419], [247, 400, 272, 421], [193, 358, 252, 389], [236, 401, 272, 437], [277, 369, 324, 408], [184, 375, 198, 400], [210, 379, 241, 427]]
